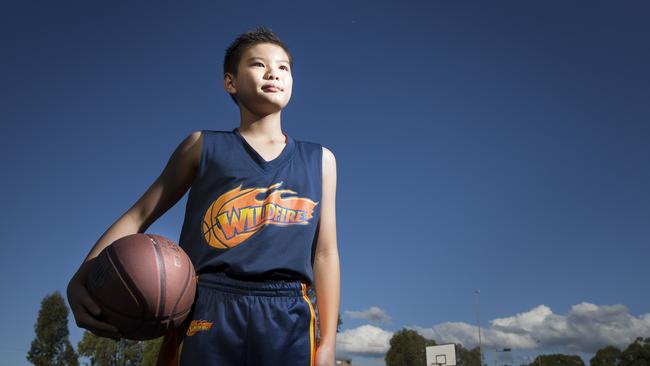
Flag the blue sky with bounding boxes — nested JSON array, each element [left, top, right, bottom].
[[2, 1, 649, 365]]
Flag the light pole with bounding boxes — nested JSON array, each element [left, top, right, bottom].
[[475, 290, 483, 366]]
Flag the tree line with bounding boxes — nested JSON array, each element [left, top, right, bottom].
[[28, 286, 341, 365], [27, 291, 162, 366], [385, 329, 650, 366]]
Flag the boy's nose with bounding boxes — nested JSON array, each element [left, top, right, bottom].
[[265, 69, 279, 79]]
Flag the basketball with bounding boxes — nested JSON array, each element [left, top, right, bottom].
[[85, 233, 196, 340]]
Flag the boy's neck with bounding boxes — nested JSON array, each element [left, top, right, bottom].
[[237, 107, 285, 141]]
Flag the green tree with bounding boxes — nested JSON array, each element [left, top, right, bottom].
[[27, 291, 79, 366], [385, 328, 436, 366], [456, 344, 481, 366], [590, 345, 622, 366], [619, 337, 650, 366], [141, 337, 164, 366], [77, 331, 143, 366], [529, 353, 585, 366]]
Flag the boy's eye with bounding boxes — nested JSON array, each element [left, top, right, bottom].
[[251, 62, 289, 71]]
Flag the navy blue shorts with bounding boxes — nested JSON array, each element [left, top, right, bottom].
[[157, 272, 317, 366]]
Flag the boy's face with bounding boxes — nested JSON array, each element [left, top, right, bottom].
[[225, 43, 293, 114]]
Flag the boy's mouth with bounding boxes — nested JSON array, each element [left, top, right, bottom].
[[262, 85, 282, 92]]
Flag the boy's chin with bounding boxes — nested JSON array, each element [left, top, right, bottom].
[[259, 97, 290, 108], [245, 102, 287, 115]]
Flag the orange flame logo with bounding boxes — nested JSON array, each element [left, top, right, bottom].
[[186, 320, 213, 336], [202, 182, 319, 249]]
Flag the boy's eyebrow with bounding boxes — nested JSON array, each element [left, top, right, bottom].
[[247, 57, 290, 64]]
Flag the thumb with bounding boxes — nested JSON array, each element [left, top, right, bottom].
[[83, 296, 102, 317]]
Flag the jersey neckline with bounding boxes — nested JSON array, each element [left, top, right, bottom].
[[232, 127, 296, 172]]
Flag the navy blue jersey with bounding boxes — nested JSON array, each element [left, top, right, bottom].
[[177, 127, 322, 286]]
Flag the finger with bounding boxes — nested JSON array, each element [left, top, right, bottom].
[[81, 295, 102, 317], [90, 329, 122, 341], [82, 320, 122, 340], [78, 311, 120, 334]]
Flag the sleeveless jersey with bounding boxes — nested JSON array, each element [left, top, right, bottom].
[[177, 127, 322, 286]]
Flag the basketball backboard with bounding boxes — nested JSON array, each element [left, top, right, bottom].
[[426, 343, 457, 366]]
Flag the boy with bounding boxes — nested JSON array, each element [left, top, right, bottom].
[[67, 26, 340, 366]]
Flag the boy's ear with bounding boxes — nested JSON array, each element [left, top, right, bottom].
[[224, 73, 237, 94]]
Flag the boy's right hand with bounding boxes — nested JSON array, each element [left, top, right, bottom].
[[67, 259, 122, 340]]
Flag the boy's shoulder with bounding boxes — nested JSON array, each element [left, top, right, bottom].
[[294, 136, 322, 147], [198, 129, 233, 136], [195, 129, 236, 145], [296, 138, 332, 157]]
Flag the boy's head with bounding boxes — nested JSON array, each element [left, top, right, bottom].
[[223, 26, 294, 111]]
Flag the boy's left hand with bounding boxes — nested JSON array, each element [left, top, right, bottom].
[[315, 342, 336, 366]]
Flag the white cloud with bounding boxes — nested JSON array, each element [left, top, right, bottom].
[[412, 303, 650, 353], [336, 324, 393, 358], [338, 303, 650, 360], [344, 306, 392, 325]]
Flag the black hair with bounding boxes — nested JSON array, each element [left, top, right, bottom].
[[223, 26, 293, 106]]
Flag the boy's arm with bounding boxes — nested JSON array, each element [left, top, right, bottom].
[[84, 130, 202, 261], [313, 146, 340, 350], [67, 131, 203, 337]]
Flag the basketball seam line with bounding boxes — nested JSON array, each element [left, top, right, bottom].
[[105, 246, 147, 329], [147, 234, 167, 319], [169, 250, 193, 324]]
